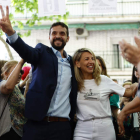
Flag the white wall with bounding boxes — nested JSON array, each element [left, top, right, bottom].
[[1, 28, 138, 84]]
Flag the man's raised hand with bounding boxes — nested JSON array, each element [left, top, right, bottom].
[[0, 5, 15, 35]]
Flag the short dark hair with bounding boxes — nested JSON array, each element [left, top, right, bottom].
[[49, 22, 69, 37]]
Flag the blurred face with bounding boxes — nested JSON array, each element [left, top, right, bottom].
[[49, 25, 69, 51], [96, 59, 102, 73], [76, 52, 95, 79]]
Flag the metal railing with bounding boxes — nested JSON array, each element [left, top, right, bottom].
[[10, 0, 140, 19], [94, 51, 133, 70], [66, 0, 140, 17]]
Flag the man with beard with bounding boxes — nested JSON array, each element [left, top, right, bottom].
[[0, 5, 77, 140]]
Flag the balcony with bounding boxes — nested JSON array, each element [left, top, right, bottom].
[[10, 0, 140, 21], [67, 0, 140, 18], [93, 51, 133, 70]]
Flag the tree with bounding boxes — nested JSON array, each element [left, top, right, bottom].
[[0, 0, 69, 59]]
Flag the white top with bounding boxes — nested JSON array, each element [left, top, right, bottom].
[[76, 75, 125, 121]]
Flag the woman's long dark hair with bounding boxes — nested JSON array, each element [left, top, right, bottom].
[[131, 66, 138, 83], [96, 56, 110, 77]]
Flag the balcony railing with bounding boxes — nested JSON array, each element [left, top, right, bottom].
[[9, 0, 140, 19], [66, 0, 140, 18], [93, 51, 133, 70]]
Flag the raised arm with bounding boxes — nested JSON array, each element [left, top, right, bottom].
[[123, 82, 138, 97], [0, 5, 15, 35], [0, 59, 25, 94], [117, 96, 140, 134], [0, 5, 42, 65]]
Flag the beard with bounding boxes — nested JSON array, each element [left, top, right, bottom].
[[51, 38, 66, 51]]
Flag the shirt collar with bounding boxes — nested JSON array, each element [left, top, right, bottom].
[[51, 47, 70, 61]]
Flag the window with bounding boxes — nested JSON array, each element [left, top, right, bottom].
[[112, 44, 132, 69], [112, 44, 121, 69]]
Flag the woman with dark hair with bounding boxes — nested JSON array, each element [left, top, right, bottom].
[[132, 66, 139, 83], [96, 56, 109, 77], [131, 66, 140, 140]]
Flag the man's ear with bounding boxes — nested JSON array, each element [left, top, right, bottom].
[[75, 61, 80, 68]]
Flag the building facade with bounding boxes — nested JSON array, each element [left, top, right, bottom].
[[1, 0, 140, 84]]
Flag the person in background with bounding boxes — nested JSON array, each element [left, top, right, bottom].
[[96, 56, 109, 77], [120, 82, 133, 140], [0, 59, 27, 140], [0, 60, 7, 82], [73, 48, 137, 140], [96, 56, 120, 140], [111, 79, 121, 140], [131, 66, 140, 140]]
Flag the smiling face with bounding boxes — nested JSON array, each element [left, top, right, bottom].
[[76, 52, 95, 79], [49, 25, 69, 52]]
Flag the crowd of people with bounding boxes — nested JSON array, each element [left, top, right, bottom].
[[0, 5, 140, 140]]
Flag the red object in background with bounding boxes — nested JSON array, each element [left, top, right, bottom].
[[21, 66, 31, 80]]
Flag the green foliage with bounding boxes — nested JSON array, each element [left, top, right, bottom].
[[17, 21, 24, 29], [17, 30, 31, 38], [10, 0, 69, 37]]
